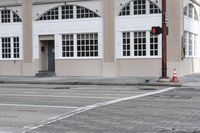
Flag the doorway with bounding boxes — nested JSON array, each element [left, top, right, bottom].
[[40, 40, 55, 72]]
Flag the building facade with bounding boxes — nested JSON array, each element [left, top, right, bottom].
[[0, 0, 199, 77]]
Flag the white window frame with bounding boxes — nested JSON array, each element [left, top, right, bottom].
[[1, 10, 11, 23], [61, 33, 100, 59], [184, 31, 199, 58], [62, 34, 74, 57], [184, 4, 199, 21], [0, 10, 22, 23], [37, 5, 100, 21], [120, 31, 161, 58], [0, 36, 22, 60], [119, 0, 161, 16]]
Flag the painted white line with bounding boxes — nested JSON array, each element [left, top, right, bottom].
[[0, 94, 119, 100], [22, 92, 37, 94], [23, 87, 176, 133], [0, 103, 79, 109]]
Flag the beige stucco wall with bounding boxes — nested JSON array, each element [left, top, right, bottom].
[[0, 61, 23, 76], [117, 59, 161, 77], [55, 59, 103, 76]]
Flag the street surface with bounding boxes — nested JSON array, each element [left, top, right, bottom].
[[0, 78, 199, 133]]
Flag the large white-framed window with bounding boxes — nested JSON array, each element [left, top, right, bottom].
[[0, 37, 21, 60], [121, 31, 160, 58], [62, 34, 74, 57], [13, 37, 20, 58], [150, 33, 159, 56], [0, 9, 22, 23], [122, 32, 131, 56], [2, 37, 11, 58], [184, 3, 199, 21], [61, 33, 99, 58], [37, 5, 100, 21], [77, 33, 98, 57], [184, 31, 198, 57], [134, 32, 146, 56], [119, 0, 161, 16]]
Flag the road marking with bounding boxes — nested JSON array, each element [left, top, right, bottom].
[[23, 87, 176, 133], [22, 92, 37, 94], [0, 94, 121, 100], [0, 103, 79, 109]]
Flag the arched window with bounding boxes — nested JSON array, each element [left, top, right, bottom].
[[0, 9, 22, 23], [61, 5, 74, 19], [133, 0, 146, 15], [37, 5, 100, 21], [76, 6, 100, 18], [149, 1, 161, 14], [38, 7, 59, 20], [119, 3, 130, 16], [184, 3, 199, 21], [119, 0, 161, 16]]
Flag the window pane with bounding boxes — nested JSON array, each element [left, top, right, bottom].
[[134, 32, 146, 56], [77, 6, 100, 18], [62, 34, 74, 57], [2, 37, 11, 58], [76, 33, 98, 57]]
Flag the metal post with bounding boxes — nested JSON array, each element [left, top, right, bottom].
[[162, 0, 168, 78]]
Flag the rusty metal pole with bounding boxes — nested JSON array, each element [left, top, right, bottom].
[[162, 0, 168, 78]]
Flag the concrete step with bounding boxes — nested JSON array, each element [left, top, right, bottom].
[[36, 71, 55, 77]]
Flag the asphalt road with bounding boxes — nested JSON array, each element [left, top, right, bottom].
[[0, 83, 199, 133]]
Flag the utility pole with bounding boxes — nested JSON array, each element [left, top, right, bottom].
[[161, 0, 168, 79]]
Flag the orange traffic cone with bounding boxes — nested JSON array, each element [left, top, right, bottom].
[[172, 68, 178, 82]]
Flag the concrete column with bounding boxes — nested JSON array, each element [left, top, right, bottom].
[[22, 0, 34, 76], [167, 0, 184, 76], [102, 0, 117, 76], [167, 0, 183, 62]]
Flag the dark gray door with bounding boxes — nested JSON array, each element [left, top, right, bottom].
[[48, 41, 55, 71]]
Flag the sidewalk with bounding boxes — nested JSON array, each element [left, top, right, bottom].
[[0, 76, 182, 87]]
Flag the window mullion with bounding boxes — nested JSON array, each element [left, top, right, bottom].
[[146, 0, 150, 15], [130, 32, 134, 57], [130, 1, 133, 16], [0, 11, 2, 23], [187, 32, 189, 57], [146, 31, 150, 57], [73, 5, 77, 19], [10, 11, 13, 23], [74, 34, 77, 57], [11, 37, 14, 59], [58, 6, 62, 20], [158, 35, 162, 57]]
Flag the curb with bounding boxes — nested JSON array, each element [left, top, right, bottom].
[[0, 80, 182, 87]]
